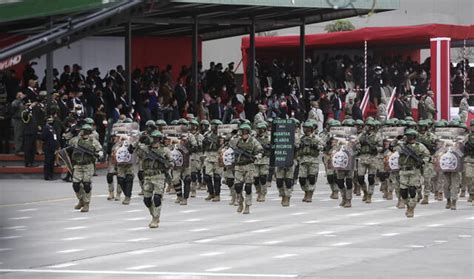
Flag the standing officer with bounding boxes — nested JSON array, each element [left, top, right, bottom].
[[356, 119, 382, 203], [69, 124, 103, 212], [254, 121, 271, 202], [232, 124, 263, 214], [41, 117, 59, 180], [297, 121, 323, 203], [396, 129, 430, 217], [135, 130, 173, 228], [202, 119, 223, 201]]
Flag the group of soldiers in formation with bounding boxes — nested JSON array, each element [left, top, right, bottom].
[[66, 111, 474, 229]]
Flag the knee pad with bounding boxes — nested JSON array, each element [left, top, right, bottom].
[[143, 197, 152, 208], [408, 187, 417, 198], [327, 174, 335, 185], [254, 176, 260, 186], [276, 179, 284, 189], [234, 183, 244, 193], [308, 175, 316, 185], [285, 178, 293, 189], [203, 174, 212, 184], [117, 177, 125, 186], [213, 174, 221, 185], [368, 174, 375, 185], [72, 182, 81, 193], [259, 175, 267, 186], [153, 194, 162, 207], [137, 170, 144, 181], [379, 172, 388, 182], [400, 188, 409, 199], [346, 179, 353, 190], [244, 183, 252, 195], [125, 174, 134, 184], [191, 172, 198, 182], [299, 177, 307, 187], [184, 175, 192, 185], [226, 178, 234, 187], [106, 173, 114, 184], [83, 182, 92, 193], [336, 179, 345, 190], [357, 176, 365, 185]]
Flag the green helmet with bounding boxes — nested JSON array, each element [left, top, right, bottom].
[[239, 123, 252, 131], [290, 117, 301, 126], [190, 119, 199, 126], [155, 119, 167, 126], [460, 123, 468, 130], [406, 121, 417, 128], [200, 120, 210, 126], [399, 120, 407, 126], [342, 119, 355, 127], [150, 130, 163, 138], [123, 118, 133, 123], [256, 122, 268, 129], [355, 119, 364, 126], [177, 118, 189, 125], [470, 119, 474, 127], [242, 119, 251, 125], [385, 119, 395, 126], [439, 119, 448, 126], [146, 120, 156, 127], [425, 119, 433, 126], [434, 121, 446, 128], [405, 116, 414, 122], [365, 119, 377, 126], [302, 121, 315, 129], [374, 120, 381, 126], [211, 119, 223, 126], [84, 118, 94, 125], [448, 120, 460, 127], [81, 124, 93, 131], [170, 120, 178, 125], [328, 120, 341, 127], [404, 128, 418, 137], [366, 116, 375, 121], [418, 120, 429, 127], [230, 119, 241, 125]]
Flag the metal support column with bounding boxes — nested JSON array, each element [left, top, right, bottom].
[[46, 18, 54, 94], [192, 15, 199, 108], [299, 18, 306, 97], [249, 17, 256, 100], [125, 21, 132, 105]]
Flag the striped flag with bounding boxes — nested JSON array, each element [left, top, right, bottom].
[[430, 37, 451, 120]]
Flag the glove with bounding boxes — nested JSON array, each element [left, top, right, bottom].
[[255, 153, 263, 160]]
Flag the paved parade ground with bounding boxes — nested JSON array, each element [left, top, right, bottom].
[[1, 174, 473, 279]]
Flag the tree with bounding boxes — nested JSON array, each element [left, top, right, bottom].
[[324, 19, 356, 33]]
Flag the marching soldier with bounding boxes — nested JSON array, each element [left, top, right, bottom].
[[115, 136, 134, 205], [172, 119, 198, 205], [463, 120, 474, 205], [222, 120, 240, 205], [356, 119, 382, 203], [137, 120, 158, 196], [202, 119, 224, 201], [199, 120, 211, 190], [231, 124, 263, 214], [442, 121, 463, 210], [321, 120, 340, 199], [106, 134, 121, 201], [297, 121, 323, 203], [352, 119, 365, 196], [417, 120, 438, 204], [134, 130, 173, 228], [254, 122, 271, 202], [189, 119, 204, 198], [69, 124, 103, 212], [335, 119, 356, 207], [396, 129, 430, 217]]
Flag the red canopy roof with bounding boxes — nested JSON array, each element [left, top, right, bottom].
[[241, 24, 474, 50]]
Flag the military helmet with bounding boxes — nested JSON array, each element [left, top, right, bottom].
[[448, 120, 460, 127], [374, 120, 382, 126], [242, 119, 251, 125], [365, 119, 377, 126], [405, 116, 414, 122], [155, 119, 167, 126], [302, 121, 315, 129], [200, 120, 210, 126], [438, 119, 448, 126], [328, 120, 341, 127], [418, 120, 429, 127], [81, 124, 93, 131], [342, 119, 355, 126], [177, 118, 189, 125], [290, 117, 301, 126], [150, 130, 163, 138], [84, 118, 94, 125], [399, 120, 407, 126], [170, 120, 178, 125], [230, 119, 241, 125], [123, 118, 133, 123], [425, 119, 433, 126], [256, 122, 268, 129], [355, 119, 364, 126], [366, 116, 375, 121], [406, 120, 417, 128], [459, 123, 468, 130], [145, 120, 156, 127], [385, 119, 395, 126], [239, 123, 252, 131], [190, 119, 199, 126], [434, 121, 446, 128], [404, 128, 418, 137], [211, 119, 223, 125]]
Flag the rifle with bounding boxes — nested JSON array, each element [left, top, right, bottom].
[[233, 146, 256, 161], [399, 144, 424, 169], [66, 144, 98, 162], [146, 149, 171, 169]]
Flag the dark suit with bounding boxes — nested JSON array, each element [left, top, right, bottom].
[[41, 123, 58, 179], [208, 102, 225, 120], [174, 84, 187, 112], [23, 87, 38, 103], [352, 105, 363, 120], [393, 99, 406, 120]]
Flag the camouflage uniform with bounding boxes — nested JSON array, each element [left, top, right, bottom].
[[223, 131, 239, 205], [396, 129, 430, 217], [254, 123, 271, 202], [297, 122, 323, 202], [70, 125, 103, 213], [137, 131, 173, 228], [106, 139, 121, 201], [232, 124, 263, 214], [335, 119, 357, 207], [320, 127, 339, 199], [417, 121, 438, 204], [190, 121, 204, 197], [115, 140, 135, 205], [464, 125, 474, 204], [203, 121, 224, 201], [458, 96, 469, 123]]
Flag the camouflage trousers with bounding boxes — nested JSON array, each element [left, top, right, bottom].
[[357, 154, 377, 195], [106, 162, 119, 193], [235, 164, 254, 206], [336, 170, 354, 201], [299, 161, 319, 192], [442, 172, 461, 201], [323, 154, 338, 193], [204, 160, 223, 177], [388, 171, 400, 197], [73, 163, 94, 203], [143, 172, 166, 218], [399, 169, 422, 208], [422, 163, 436, 196], [254, 164, 269, 196], [464, 158, 474, 198], [276, 165, 294, 197], [172, 167, 191, 199]]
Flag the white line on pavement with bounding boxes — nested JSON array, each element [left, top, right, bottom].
[[434, 240, 448, 243], [302, 220, 320, 224], [8, 217, 31, 220], [64, 226, 87, 230], [126, 265, 156, 270], [273, 254, 297, 259], [316, 231, 335, 235], [190, 228, 210, 232], [127, 249, 155, 255], [49, 263, 77, 269], [364, 222, 381, 226], [61, 237, 86, 241], [0, 236, 21, 240], [205, 267, 231, 272], [68, 217, 89, 221], [263, 240, 283, 245], [290, 212, 307, 216], [126, 217, 147, 221], [185, 218, 201, 222], [0, 248, 12, 252], [427, 224, 443, 227], [251, 229, 272, 233], [458, 235, 472, 238], [2, 226, 26, 230], [200, 252, 224, 257], [406, 245, 424, 248], [126, 209, 143, 213], [57, 249, 84, 254], [331, 242, 352, 246], [243, 219, 260, 223], [128, 238, 151, 242], [195, 238, 216, 243], [127, 227, 147, 231], [381, 233, 400, 237], [18, 208, 38, 212], [181, 210, 198, 213]]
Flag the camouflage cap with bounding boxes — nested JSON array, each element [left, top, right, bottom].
[[302, 121, 315, 129], [150, 130, 163, 138], [211, 119, 223, 125], [342, 119, 355, 126], [84, 118, 94, 125], [145, 120, 156, 127], [256, 122, 268, 129], [81, 124, 93, 131], [239, 123, 252, 131], [404, 128, 418, 136]]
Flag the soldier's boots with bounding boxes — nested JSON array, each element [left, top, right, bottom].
[[212, 195, 220, 202], [74, 200, 84, 210], [115, 192, 121, 201], [122, 197, 131, 205], [205, 194, 214, 201], [256, 193, 263, 202], [362, 190, 368, 202], [382, 190, 388, 199], [405, 206, 414, 218], [302, 191, 308, 202], [180, 198, 188, 205], [149, 217, 160, 229], [175, 196, 182, 203], [396, 198, 405, 209], [138, 190, 144, 196], [445, 199, 451, 209], [283, 196, 291, 207], [386, 190, 393, 200], [450, 199, 457, 210], [460, 190, 466, 198], [421, 195, 429, 205], [365, 194, 372, 204], [229, 194, 236, 205], [80, 202, 89, 212], [306, 191, 314, 203], [243, 205, 250, 214], [468, 194, 473, 203], [437, 192, 443, 201], [330, 191, 338, 199], [190, 189, 197, 198], [107, 191, 114, 201], [339, 197, 346, 207]]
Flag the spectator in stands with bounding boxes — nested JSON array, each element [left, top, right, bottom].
[[11, 92, 25, 154], [41, 117, 58, 180], [352, 97, 363, 121], [331, 90, 343, 121], [208, 96, 225, 121]]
